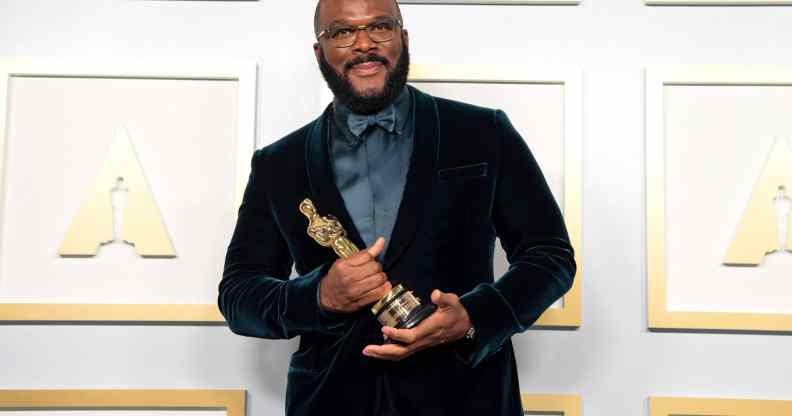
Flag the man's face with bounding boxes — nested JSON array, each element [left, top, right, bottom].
[[314, 0, 410, 114]]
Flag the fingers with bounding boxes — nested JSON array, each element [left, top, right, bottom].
[[344, 280, 391, 309], [355, 261, 383, 282], [363, 342, 412, 361], [319, 239, 392, 312], [361, 280, 394, 305], [382, 280, 393, 294], [357, 282, 391, 306], [352, 275, 392, 305], [355, 272, 388, 294], [365, 324, 444, 361], [363, 290, 467, 361], [383, 327, 420, 345], [337, 255, 382, 283], [382, 312, 441, 345]]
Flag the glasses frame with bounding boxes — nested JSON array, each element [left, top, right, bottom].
[[317, 17, 403, 48]]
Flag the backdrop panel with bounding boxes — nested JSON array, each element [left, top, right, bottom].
[[0, 59, 257, 323], [646, 66, 792, 332]]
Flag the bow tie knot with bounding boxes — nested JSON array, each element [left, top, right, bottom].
[[347, 106, 396, 139]]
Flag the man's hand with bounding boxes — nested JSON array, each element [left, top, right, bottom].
[[362, 289, 472, 361], [319, 237, 393, 313]]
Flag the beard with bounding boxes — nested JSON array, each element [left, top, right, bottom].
[[319, 40, 410, 115]]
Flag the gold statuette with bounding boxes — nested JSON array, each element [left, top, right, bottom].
[[300, 198, 435, 329]]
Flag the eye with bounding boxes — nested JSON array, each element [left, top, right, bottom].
[[331, 27, 354, 38], [370, 22, 393, 32]]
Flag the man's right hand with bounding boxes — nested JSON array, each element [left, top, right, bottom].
[[319, 237, 393, 313]]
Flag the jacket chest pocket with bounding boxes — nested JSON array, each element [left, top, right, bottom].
[[433, 162, 491, 229], [438, 162, 488, 181]]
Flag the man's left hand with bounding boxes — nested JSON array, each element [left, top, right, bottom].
[[362, 289, 472, 361]]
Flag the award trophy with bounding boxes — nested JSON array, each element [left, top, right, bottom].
[[299, 198, 436, 329]]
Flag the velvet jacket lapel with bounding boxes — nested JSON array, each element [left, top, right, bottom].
[[305, 105, 367, 252], [304, 86, 439, 270], [383, 87, 439, 269]]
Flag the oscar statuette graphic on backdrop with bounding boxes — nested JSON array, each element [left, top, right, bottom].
[[58, 126, 175, 258], [723, 138, 792, 266]]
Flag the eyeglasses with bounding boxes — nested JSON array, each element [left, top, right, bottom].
[[317, 17, 402, 48]]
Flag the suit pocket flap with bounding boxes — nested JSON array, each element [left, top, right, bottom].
[[438, 162, 488, 180]]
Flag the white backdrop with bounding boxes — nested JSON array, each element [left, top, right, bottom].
[[1, 0, 792, 415]]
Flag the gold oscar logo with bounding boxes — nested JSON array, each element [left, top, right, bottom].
[[724, 138, 792, 266], [58, 127, 176, 257]]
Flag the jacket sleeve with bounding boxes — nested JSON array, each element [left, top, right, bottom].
[[457, 109, 576, 367], [218, 147, 348, 339]]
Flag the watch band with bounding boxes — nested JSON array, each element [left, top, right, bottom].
[[464, 326, 476, 340]]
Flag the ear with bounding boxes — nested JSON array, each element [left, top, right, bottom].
[[313, 42, 322, 64], [402, 29, 409, 48]]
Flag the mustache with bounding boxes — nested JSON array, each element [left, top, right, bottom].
[[344, 54, 389, 72]]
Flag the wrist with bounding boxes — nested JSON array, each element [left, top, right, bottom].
[[457, 306, 474, 341], [318, 277, 335, 313]]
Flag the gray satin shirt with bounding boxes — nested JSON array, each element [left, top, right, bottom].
[[330, 87, 414, 260]]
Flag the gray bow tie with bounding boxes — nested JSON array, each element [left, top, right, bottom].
[[347, 106, 396, 139]]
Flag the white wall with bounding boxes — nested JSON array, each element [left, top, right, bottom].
[[1, 0, 792, 415]]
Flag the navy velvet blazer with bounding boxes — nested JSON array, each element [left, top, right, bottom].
[[219, 86, 576, 416]]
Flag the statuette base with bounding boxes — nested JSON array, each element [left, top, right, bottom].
[[396, 304, 436, 330]]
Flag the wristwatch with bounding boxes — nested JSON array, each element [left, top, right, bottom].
[[464, 326, 476, 341]]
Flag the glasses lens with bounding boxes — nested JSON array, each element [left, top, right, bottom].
[[325, 18, 399, 48], [329, 26, 356, 47], [367, 19, 396, 43]]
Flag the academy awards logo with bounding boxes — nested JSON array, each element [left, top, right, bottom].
[[724, 138, 792, 266], [58, 127, 176, 257]]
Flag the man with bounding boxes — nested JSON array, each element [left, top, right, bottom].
[[219, 0, 576, 414]]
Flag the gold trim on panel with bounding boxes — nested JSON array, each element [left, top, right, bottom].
[[399, 1, 581, 5], [0, 59, 257, 323], [409, 64, 583, 328], [521, 394, 582, 415], [0, 303, 224, 322], [649, 396, 792, 415], [0, 389, 245, 416], [647, 0, 792, 5], [646, 66, 792, 332]]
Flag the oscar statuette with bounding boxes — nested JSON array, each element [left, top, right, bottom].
[[299, 198, 436, 329]]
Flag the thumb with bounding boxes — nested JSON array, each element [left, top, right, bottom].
[[365, 237, 386, 258], [432, 290, 459, 309], [431, 289, 449, 306]]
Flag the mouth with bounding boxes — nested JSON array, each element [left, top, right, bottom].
[[349, 61, 384, 76], [345, 55, 389, 77]]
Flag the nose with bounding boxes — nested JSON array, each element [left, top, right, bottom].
[[352, 28, 377, 52]]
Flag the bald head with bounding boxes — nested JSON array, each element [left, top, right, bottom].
[[314, 0, 403, 37]]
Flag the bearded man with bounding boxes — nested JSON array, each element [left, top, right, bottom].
[[219, 0, 576, 414]]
